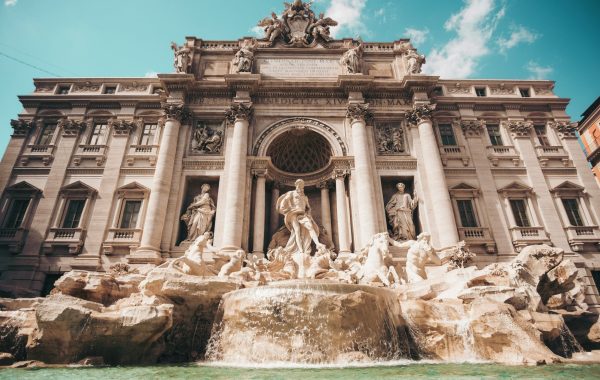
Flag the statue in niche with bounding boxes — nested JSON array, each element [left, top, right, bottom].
[[181, 184, 216, 241], [192, 123, 223, 154], [396, 232, 441, 283], [232, 41, 255, 73], [276, 179, 326, 278], [405, 48, 425, 75], [385, 182, 418, 241], [339, 43, 363, 74], [376, 126, 405, 154], [170, 42, 192, 74]]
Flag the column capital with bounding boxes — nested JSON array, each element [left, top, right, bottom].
[[226, 102, 253, 124], [58, 118, 86, 137], [162, 102, 190, 122], [10, 119, 33, 137], [460, 119, 486, 138], [251, 168, 267, 177], [406, 103, 436, 126], [549, 120, 578, 139], [503, 120, 533, 138], [346, 103, 373, 124], [332, 168, 349, 179], [316, 180, 332, 189]]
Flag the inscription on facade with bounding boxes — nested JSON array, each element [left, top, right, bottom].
[[257, 58, 340, 78]]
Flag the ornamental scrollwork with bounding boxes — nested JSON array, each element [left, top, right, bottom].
[[162, 103, 191, 122], [225, 103, 253, 123], [10, 119, 33, 137], [405, 104, 436, 126], [376, 124, 405, 154], [346, 103, 373, 123], [58, 118, 86, 137], [503, 120, 533, 138], [460, 119, 486, 138], [110, 118, 141, 136], [549, 121, 578, 139]]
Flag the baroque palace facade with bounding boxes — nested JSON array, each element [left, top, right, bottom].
[[1, 2, 599, 308]]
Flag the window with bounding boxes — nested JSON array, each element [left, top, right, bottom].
[[61, 199, 86, 228], [534, 125, 551, 146], [562, 198, 584, 226], [37, 123, 57, 145], [438, 124, 457, 146], [519, 88, 530, 97], [140, 123, 157, 145], [475, 87, 486, 97], [57, 86, 70, 95], [457, 200, 478, 227], [486, 124, 503, 146], [2, 199, 30, 229], [103, 86, 117, 94], [88, 123, 107, 145], [119, 200, 142, 229], [510, 199, 531, 227], [152, 87, 163, 95], [433, 86, 444, 96]]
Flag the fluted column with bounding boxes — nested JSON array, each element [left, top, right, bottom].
[[269, 183, 281, 237], [347, 103, 379, 245], [220, 103, 253, 252], [317, 181, 333, 238], [252, 169, 266, 256], [134, 104, 187, 263], [334, 169, 351, 254], [407, 104, 459, 248]]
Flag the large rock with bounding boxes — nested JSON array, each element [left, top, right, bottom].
[[27, 294, 172, 365], [54, 270, 145, 306], [517, 310, 581, 358]]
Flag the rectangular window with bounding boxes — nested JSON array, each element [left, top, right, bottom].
[[457, 200, 479, 227], [519, 88, 530, 97], [37, 123, 57, 145], [57, 86, 70, 95], [140, 124, 157, 145], [438, 124, 457, 146], [2, 199, 30, 229], [486, 124, 504, 146], [534, 125, 551, 146], [61, 199, 86, 229], [562, 198, 584, 226], [103, 86, 117, 94], [119, 200, 142, 229], [475, 87, 486, 97], [510, 199, 531, 227], [88, 123, 107, 145]]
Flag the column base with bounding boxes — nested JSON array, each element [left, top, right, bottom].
[[219, 245, 244, 255], [128, 247, 164, 265]]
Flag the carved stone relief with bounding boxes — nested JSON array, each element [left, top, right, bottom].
[[191, 121, 224, 154], [376, 124, 405, 154]]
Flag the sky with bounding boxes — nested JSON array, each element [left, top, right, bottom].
[[0, 0, 599, 155]]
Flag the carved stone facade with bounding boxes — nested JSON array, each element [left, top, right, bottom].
[[0, 1, 599, 313]]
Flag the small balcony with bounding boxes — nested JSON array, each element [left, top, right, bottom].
[[439, 145, 470, 166], [565, 226, 600, 252], [458, 227, 496, 253], [486, 145, 520, 166], [72, 144, 107, 166], [535, 145, 570, 167], [43, 227, 86, 254], [19, 144, 55, 166], [0, 227, 27, 254], [509, 226, 551, 251], [125, 145, 159, 166], [103, 228, 142, 255]]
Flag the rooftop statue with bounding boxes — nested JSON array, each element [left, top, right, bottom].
[[231, 40, 256, 73], [340, 42, 363, 74], [170, 41, 192, 74]]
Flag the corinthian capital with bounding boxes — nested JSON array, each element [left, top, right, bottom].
[[503, 120, 533, 138], [225, 102, 253, 124], [162, 103, 190, 122], [110, 118, 141, 136], [405, 103, 436, 126], [58, 118, 86, 137], [460, 119, 486, 137], [549, 120, 578, 139], [10, 119, 33, 137], [346, 103, 373, 124]]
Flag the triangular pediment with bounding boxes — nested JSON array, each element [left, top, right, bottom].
[[498, 181, 532, 192], [117, 182, 149, 192], [60, 181, 97, 195], [5, 181, 42, 193], [451, 183, 479, 191], [552, 181, 584, 191]]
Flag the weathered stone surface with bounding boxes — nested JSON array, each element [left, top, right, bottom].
[[54, 270, 145, 306], [457, 286, 529, 311], [519, 310, 582, 358], [0, 352, 15, 365], [0, 308, 37, 361], [10, 360, 47, 368]]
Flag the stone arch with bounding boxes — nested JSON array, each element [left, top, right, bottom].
[[36, 109, 65, 118], [253, 117, 347, 157]]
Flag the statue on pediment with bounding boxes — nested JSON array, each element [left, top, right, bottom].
[[340, 43, 363, 74], [258, 13, 288, 43], [308, 13, 338, 42], [170, 42, 192, 74], [405, 48, 426, 75], [232, 41, 256, 73]]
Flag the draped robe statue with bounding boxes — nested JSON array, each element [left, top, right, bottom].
[[181, 184, 216, 241], [385, 182, 418, 241]]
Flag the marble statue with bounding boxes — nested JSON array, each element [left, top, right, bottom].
[[232, 42, 255, 73], [357, 232, 401, 287], [192, 123, 223, 154], [385, 182, 418, 241], [276, 179, 326, 278], [166, 232, 217, 276], [405, 48, 425, 75], [181, 184, 216, 241], [340, 43, 363, 74], [398, 232, 441, 283], [218, 250, 244, 278], [170, 42, 192, 74], [258, 12, 287, 44], [308, 13, 338, 42]]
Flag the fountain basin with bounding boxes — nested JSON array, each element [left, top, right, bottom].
[[206, 280, 413, 365]]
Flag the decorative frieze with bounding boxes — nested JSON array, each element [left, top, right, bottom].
[[225, 103, 253, 123], [346, 103, 373, 123], [34, 84, 55, 93], [10, 119, 33, 137], [375, 124, 405, 154], [58, 118, 86, 137], [182, 159, 225, 171], [549, 121, 578, 139], [110, 118, 140, 136], [72, 82, 101, 92], [120, 82, 148, 92], [405, 103, 435, 125], [504, 120, 533, 138], [162, 103, 190, 122], [489, 84, 515, 95], [460, 119, 486, 138], [446, 83, 471, 94]]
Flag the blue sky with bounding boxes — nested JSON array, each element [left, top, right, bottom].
[[1, 0, 599, 155]]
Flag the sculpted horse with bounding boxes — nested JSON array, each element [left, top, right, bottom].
[[357, 232, 401, 287]]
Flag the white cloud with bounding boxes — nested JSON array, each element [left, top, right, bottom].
[[250, 25, 264, 38], [526, 61, 553, 79], [325, 0, 368, 38], [423, 0, 505, 78], [497, 25, 539, 53], [4, 0, 17, 6], [404, 28, 429, 45], [144, 71, 158, 78]]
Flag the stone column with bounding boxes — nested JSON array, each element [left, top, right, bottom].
[[252, 169, 266, 256], [317, 181, 333, 237], [269, 183, 281, 237], [220, 103, 253, 252], [0, 120, 32, 195], [333, 169, 351, 254], [133, 104, 187, 263], [407, 104, 459, 248], [347, 103, 379, 245]]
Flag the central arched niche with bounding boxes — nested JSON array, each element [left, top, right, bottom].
[[266, 129, 332, 174]]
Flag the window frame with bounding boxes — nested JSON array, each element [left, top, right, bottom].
[[60, 198, 87, 229], [486, 124, 504, 146], [52, 181, 97, 231], [36, 122, 58, 145], [118, 199, 143, 229], [139, 123, 158, 146], [437, 123, 458, 146], [519, 88, 531, 97], [475, 87, 487, 97], [509, 198, 532, 227], [88, 122, 108, 145], [456, 199, 479, 228]]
